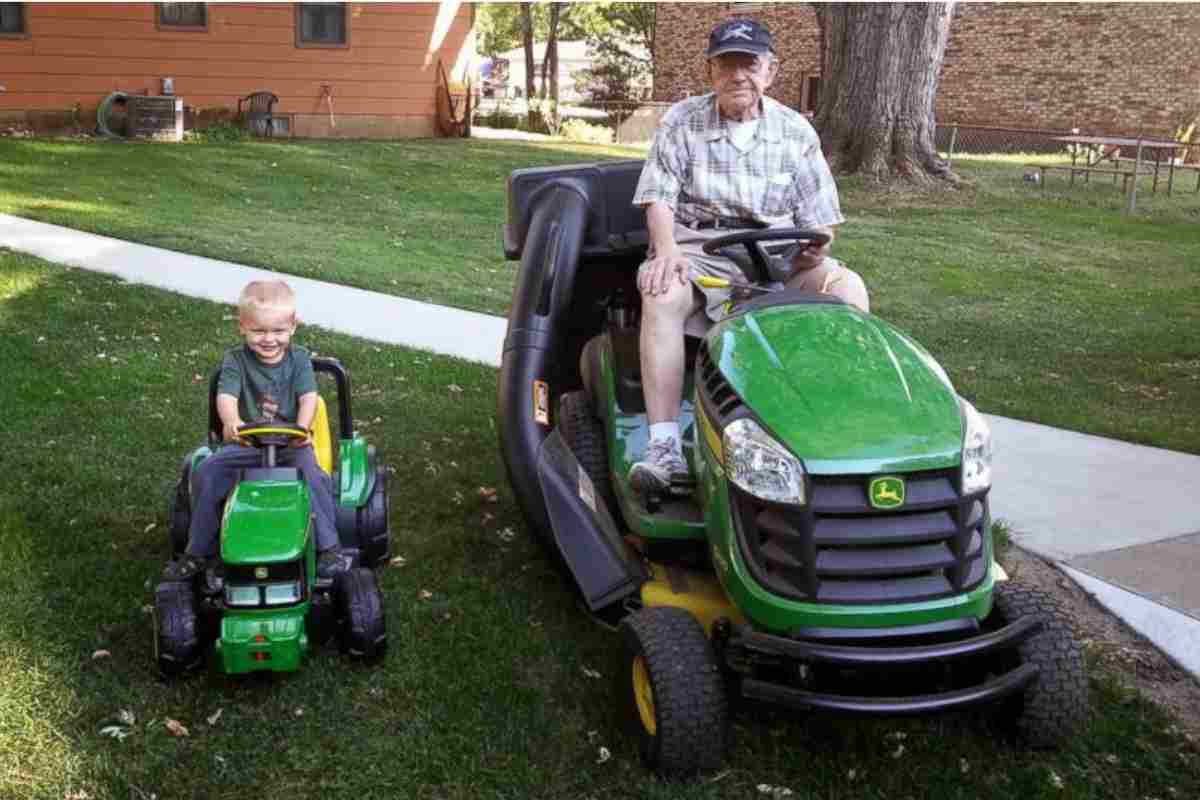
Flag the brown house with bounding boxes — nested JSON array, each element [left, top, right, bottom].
[[0, 1, 475, 138], [654, 3, 1200, 141]]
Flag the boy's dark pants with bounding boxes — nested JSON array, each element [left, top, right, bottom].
[[186, 444, 339, 558]]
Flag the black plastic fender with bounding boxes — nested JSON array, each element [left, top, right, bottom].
[[498, 177, 646, 615]]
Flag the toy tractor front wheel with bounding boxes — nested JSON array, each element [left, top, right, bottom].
[[990, 581, 1088, 746], [154, 581, 202, 676], [617, 607, 727, 775], [338, 568, 387, 661]]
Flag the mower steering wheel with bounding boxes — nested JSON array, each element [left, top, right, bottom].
[[236, 421, 309, 449], [701, 228, 832, 284]]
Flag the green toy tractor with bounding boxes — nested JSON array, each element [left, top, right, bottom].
[[155, 356, 390, 675], [497, 162, 1087, 774]]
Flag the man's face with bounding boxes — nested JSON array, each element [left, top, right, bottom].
[[708, 52, 777, 119]]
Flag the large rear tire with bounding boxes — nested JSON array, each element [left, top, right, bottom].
[[167, 464, 192, 558], [617, 607, 727, 775], [558, 391, 616, 516], [992, 581, 1088, 747], [154, 581, 202, 677], [338, 568, 387, 661]]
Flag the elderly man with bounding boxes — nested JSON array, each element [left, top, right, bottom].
[[628, 18, 870, 492]]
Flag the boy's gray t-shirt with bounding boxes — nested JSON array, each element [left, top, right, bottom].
[[217, 344, 318, 423]]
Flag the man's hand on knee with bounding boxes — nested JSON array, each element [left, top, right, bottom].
[[638, 247, 692, 296]]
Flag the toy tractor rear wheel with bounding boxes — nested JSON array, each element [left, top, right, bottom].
[[338, 568, 387, 661], [558, 391, 616, 515], [617, 606, 727, 775], [154, 581, 202, 676], [990, 581, 1088, 747]]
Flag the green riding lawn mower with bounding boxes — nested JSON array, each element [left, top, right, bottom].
[[497, 162, 1087, 774], [154, 357, 390, 676]]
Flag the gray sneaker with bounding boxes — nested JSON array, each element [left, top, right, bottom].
[[629, 437, 687, 493]]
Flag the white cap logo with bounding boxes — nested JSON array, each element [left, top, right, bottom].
[[721, 23, 755, 42]]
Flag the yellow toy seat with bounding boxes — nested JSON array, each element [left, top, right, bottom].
[[311, 395, 335, 475]]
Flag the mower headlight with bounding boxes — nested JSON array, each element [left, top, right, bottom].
[[263, 581, 302, 606], [960, 399, 993, 495], [224, 584, 261, 607], [723, 418, 806, 505]]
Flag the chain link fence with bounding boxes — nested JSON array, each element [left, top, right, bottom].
[[935, 123, 1198, 164], [473, 98, 669, 145]]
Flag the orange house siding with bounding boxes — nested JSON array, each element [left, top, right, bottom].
[[0, 2, 475, 138]]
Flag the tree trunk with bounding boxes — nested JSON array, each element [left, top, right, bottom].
[[541, 3, 561, 105], [813, 2, 957, 182], [520, 4, 536, 128]]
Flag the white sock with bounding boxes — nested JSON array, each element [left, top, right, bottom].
[[649, 422, 680, 446]]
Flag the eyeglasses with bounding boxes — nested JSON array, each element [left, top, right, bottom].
[[712, 55, 767, 75]]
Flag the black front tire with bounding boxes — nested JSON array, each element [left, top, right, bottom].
[[558, 391, 617, 516], [617, 606, 727, 775], [992, 581, 1088, 747], [154, 581, 202, 677], [338, 568, 387, 661]]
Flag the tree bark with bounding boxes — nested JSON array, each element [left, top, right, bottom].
[[813, 2, 957, 182], [542, 2, 562, 107], [520, 4, 536, 128]]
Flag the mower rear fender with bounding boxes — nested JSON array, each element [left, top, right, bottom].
[[537, 431, 648, 614]]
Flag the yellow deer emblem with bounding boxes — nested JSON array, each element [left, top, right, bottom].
[[869, 477, 905, 509]]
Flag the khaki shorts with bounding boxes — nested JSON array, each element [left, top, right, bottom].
[[641, 222, 869, 334]]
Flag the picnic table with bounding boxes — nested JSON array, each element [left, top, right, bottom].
[[1053, 134, 1197, 196]]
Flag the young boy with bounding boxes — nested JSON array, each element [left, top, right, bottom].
[[164, 279, 351, 580]]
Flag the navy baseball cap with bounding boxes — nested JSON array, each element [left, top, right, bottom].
[[707, 18, 774, 58]]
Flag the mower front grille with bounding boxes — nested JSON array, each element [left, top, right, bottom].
[[696, 343, 743, 422], [731, 469, 990, 605]]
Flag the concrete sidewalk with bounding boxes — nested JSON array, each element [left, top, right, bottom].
[[3, 213, 1198, 680]]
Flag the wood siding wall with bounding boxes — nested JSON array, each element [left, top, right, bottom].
[[0, 2, 475, 138]]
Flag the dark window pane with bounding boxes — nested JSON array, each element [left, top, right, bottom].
[[0, 3, 24, 34], [300, 3, 346, 44], [161, 3, 206, 27]]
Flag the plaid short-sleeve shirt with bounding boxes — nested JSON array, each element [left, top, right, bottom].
[[632, 94, 844, 229]]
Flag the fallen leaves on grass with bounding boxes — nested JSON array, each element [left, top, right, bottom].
[[582, 667, 601, 679], [206, 709, 223, 726], [419, 589, 434, 600], [596, 747, 611, 764], [478, 486, 498, 503], [164, 719, 189, 737], [91, 649, 111, 660], [1049, 769, 1064, 789], [143, 523, 156, 534], [498, 527, 516, 543], [389, 555, 407, 568], [448, 384, 464, 394], [757, 785, 793, 798]]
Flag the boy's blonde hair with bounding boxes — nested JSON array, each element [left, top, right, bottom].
[[238, 280, 296, 321]]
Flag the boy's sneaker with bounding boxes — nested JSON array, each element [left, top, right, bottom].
[[317, 546, 353, 579], [162, 554, 208, 582], [628, 437, 687, 493]]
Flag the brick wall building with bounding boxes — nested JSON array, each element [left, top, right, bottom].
[[654, 3, 1200, 140]]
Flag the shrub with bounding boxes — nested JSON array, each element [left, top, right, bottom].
[[184, 123, 250, 144], [560, 118, 614, 145]]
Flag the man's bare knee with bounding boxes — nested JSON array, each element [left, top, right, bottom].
[[640, 281, 695, 323]]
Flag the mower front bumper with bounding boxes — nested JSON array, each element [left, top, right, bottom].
[[725, 616, 1042, 716], [217, 609, 308, 674]]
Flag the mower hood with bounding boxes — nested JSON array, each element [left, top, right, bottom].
[[708, 303, 964, 474], [221, 480, 311, 564]]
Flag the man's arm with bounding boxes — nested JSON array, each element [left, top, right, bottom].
[[216, 393, 244, 442]]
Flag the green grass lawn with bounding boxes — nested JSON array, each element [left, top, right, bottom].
[[2, 251, 1198, 800], [1, 137, 1197, 454]]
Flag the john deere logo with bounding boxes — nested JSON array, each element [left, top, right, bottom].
[[254, 566, 269, 579], [869, 476, 905, 509]]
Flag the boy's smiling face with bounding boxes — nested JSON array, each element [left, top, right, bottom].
[[239, 307, 296, 365]]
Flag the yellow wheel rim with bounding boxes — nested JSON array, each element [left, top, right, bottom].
[[632, 655, 657, 736]]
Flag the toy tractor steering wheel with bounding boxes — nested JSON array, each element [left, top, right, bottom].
[[701, 228, 832, 284], [236, 421, 309, 467]]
